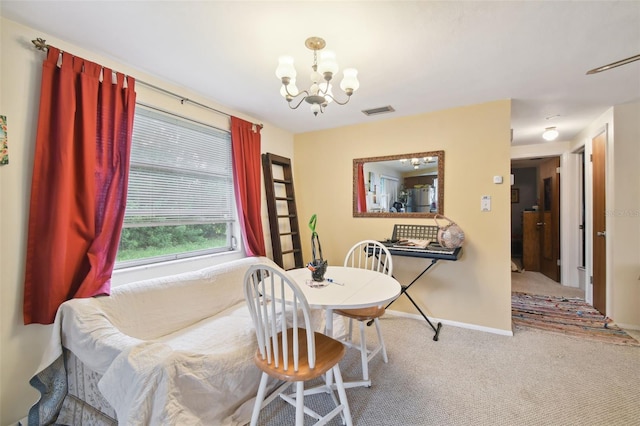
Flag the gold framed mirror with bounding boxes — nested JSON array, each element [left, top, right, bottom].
[[353, 150, 444, 218]]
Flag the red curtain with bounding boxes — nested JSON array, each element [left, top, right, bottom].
[[23, 47, 136, 325], [231, 117, 266, 257], [357, 163, 367, 212]]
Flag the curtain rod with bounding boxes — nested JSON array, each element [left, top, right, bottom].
[[31, 37, 263, 129]]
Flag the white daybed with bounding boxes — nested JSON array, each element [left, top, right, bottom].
[[28, 256, 338, 425]]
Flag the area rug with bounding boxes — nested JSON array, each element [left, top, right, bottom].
[[511, 292, 640, 346]]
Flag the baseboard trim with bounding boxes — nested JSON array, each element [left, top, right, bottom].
[[616, 322, 640, 331], [387, 310, 514, 336]]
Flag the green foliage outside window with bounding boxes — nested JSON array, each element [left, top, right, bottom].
[[117, 223, 228, 262]]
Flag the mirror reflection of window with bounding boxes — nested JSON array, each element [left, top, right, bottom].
[[364, 162, 402, 212]]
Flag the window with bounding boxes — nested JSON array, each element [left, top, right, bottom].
[[116, 106, 236, 268]]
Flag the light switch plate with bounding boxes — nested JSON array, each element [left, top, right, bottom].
[[481, 195, 491, 212]]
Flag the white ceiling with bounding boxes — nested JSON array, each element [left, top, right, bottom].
[[2, 1, 639, 146]]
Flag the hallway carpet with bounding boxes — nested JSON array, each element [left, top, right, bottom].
[[512, 292, 640, 346]]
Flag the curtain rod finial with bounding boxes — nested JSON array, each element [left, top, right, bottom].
[[32, 37, 48, 51]]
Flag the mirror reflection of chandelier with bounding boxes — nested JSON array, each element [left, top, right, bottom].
[[275, 37, 360, 116], [400, 157, 437, 169]]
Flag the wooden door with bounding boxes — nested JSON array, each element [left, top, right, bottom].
[[592, 130, 607, 314], [538, 157, 560, 282]]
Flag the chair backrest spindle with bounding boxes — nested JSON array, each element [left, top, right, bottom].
[[244, 263, 316, 373], [344, 240, 393, 277]]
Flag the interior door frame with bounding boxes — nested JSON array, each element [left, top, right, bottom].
[[560, 149, 583, 291]]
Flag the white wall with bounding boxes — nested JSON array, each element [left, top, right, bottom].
[[0, 17, 293, 425], [570, 108, 612, 307], [568, 103, 640, 329], [610, 102, 640, 329], [510, 140, 570, 160]]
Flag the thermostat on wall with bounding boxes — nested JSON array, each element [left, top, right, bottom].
[[481, 195, 491, 212]]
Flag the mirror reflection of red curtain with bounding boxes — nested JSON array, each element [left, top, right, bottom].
[[23, 47, 136, 325], [231, 117, 266, 257], [357, 163, 367, 212]]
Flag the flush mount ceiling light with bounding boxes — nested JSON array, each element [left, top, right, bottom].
[[542, 127, 559, 141], [276, 36, 359, 116]]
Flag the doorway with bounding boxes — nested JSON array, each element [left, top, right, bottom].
[[510, 157, 560, 283], [538, 157, 560, 282]]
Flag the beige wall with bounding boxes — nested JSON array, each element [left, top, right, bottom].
[[293, 100, 513, 332], [0, 17, 293, 424]]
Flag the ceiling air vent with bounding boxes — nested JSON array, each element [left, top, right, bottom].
[[362, 106, 395, 116]]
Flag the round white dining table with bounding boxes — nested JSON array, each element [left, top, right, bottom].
[[286, 265, 401, 339]]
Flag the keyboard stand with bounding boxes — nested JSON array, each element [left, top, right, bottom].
[[387, 257, 442, 340], [370, 224, 463, 341]]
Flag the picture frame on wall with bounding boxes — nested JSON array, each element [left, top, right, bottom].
[[511, 188, 519, 204]]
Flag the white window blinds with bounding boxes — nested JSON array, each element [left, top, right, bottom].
[[124, 107, 234, 227]]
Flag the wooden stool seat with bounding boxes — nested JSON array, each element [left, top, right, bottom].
[[335, 306, 385, 322], [255, 328, 346, 382]]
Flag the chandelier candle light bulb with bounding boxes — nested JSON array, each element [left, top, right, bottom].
[[318, 50, 338, 75], [276, 36, 359, 116]]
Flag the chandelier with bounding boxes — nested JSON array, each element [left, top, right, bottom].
[[275, 37, 359, 116]]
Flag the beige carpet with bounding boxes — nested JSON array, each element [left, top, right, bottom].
[[511, 269, 584, 299], [258, 315, 640, 425]]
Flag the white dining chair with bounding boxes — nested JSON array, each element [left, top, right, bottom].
[[244, 263, 353, 426], [336, 240, 394, 387]]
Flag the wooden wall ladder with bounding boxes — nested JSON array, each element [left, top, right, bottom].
[[261, 153, 303, 269]]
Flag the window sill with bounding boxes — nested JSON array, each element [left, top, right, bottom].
[[110, 249, 245, 287]]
